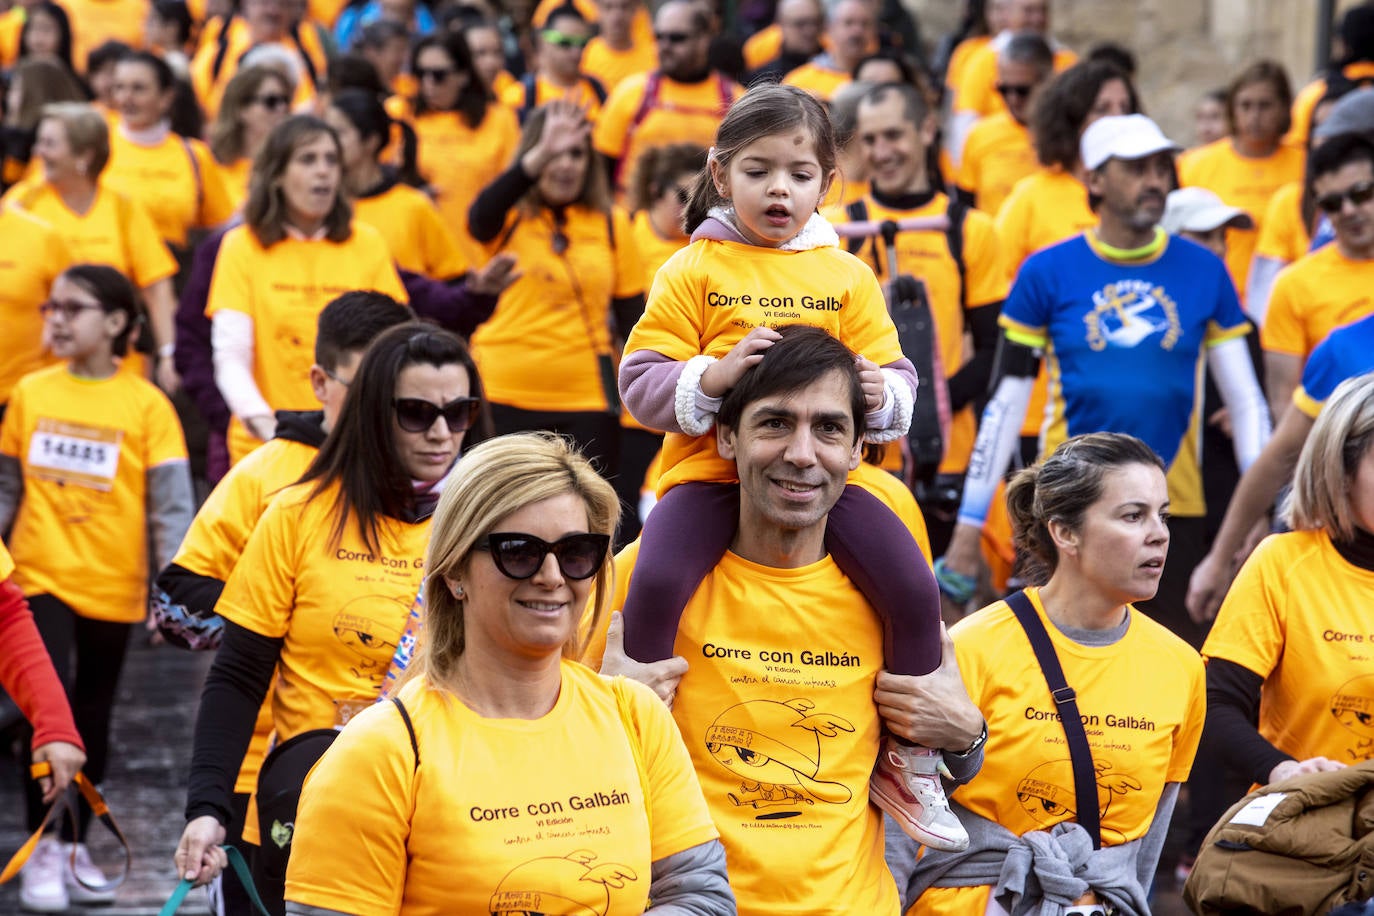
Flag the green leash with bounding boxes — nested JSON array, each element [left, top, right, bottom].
[[159, 845, 271, 916]]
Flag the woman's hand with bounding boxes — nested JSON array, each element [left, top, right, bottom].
[[1269, 756, 1345, 785], [700, 326, 782, 398], [174, 816, 227, 886], [467, 253, 521, 297], [599, 612, 688, 707], [31, 741, 86, 803], [155, 355, 182, 396], [245, 414, 277, 443], [1186, 549, 1229, 623], [855, 356, 886, 412], [519, 100, 591, 177]]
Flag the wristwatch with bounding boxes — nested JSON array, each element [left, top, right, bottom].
[[949, 720, 988, 758]]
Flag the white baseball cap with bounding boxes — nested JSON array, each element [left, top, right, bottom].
[[1080, 114, 1181, 171], [1160, 187, 1254, 235]]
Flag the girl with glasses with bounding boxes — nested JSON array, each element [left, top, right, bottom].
[[0, 264, 194, 912], [176, 322, 489, 912], [282, 431, 733, 916]]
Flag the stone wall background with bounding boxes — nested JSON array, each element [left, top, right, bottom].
[[908, 0, 1365, 145]]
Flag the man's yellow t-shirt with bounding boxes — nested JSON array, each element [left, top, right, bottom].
[[472, 206, 641, 413], [0, 364, 188, 622], [1261, 244, 1374, 359], [104, 131, 235, 248], [1203, 530, 1374, 768], [1253, 181, 1309, 264], [912, 587, 1205, 915], [204, 222, 406, 464], [287, 663, 719, 916], [624, 238, 904, 494], [582, 36, 656, 93], [0, 207, 70, 404], [411, 106, 521, 266], [585, 543, 899, 916], [65, 0, 147, 74], [1177, 139, 1306, 301], [957, 111, 1036, 218], [781, 60, 850, 103], [954, 41, 1077, 118], [829, 191, 1008, 474], [498, 74, 606, 122], [354, 183, 469, 280], [3, 181, 177, 289]]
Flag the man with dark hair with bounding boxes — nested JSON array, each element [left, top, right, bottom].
[[500, 4, 607, 121], [782, 0, 875, 102], [594, 324, 986, 915], [956, 31, 1053, 215], [747, 0, 824, 85], [153, 290, 413, 916], [593, 0, 742, 196], [831, 81, 1007, 555], [1259, 132, 1374, 415]]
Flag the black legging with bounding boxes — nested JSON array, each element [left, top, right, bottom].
[[21, 594, 132, 840]]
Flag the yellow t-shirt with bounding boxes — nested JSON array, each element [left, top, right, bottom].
[[585, 543, 899, 916], [957, 111, 1036, 218], [354, 183, 469, 280], [994, 167, 1095, 439], [1253, 181, 1309, 264], [630, 209, 686, 299], [781, 60, 851, 103], [217, 157, 253, 213], [742, 23, 783, 71], [0, 207, 71, 404], [287, 664, 720, 916], [0, 6, 22, 67], [204, 222, 406, 464], [954, 42, 1077, 118], [624, 238, 905, 494], [472, 206, 641, 413], [1286, 63, 1374, 148], [65, 0, 147, 75], [498, 74, 605, 122], [594, 72, 742, 191], [216, 479, 430, 740], [827, 192, 1009, 474], [3, 181, 177, 289], [189, 16, 324, 117], [1177, 139, 1306, 302], [1261, 244, 1374, 359], [943, 35, 989, 97], [105, 130, 236, 248], [582, 36, 657, 94], [0, 364, 188, 622], [412, 106, 521, 267], [1203, 529, 1374, 768], [914, 587, 1205, 915]]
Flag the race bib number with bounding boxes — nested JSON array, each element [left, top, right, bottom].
[[27, 419, 123, 491]]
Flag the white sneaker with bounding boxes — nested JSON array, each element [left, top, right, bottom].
[[19, 837, 68, 913], [870, 737, 970, 851], [64, 841, 117, 905]]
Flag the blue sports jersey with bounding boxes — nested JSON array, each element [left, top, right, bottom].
[[999, 232, 1250, 516], [1294, 313, 1374, 418]]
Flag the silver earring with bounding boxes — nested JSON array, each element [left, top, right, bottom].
[[449, 581, 465, 599]]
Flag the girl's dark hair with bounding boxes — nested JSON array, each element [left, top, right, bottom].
[[1004, 432, 1165, 585], [1226, 59, 1293, 138], [1031, 61, 1140, 171], [118, 49, 176, 92], [685, 83, 835, 233], [299, 322, 491, 553], [628, 142, 706, 213], [169, 79, 205, 138], [410, 32, 490, 127], [244, 115, 352, 246], [151, 0, 194, 47], [512, 103, 611, 214], [20, 2, 75, 74], [86, 39, 130, 76], [59, 264, 144, 357], [328, 52, 389, 97], [329, 88, 423, 188]]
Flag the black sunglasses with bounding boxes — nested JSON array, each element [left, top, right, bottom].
[[1316, 180, 1374, 215], [480, 532, 610, 580], [416, 66, 456, 82], [392, 396, 481, 433], [995, 82, 1034, 99], [654, 30, 692, 44]]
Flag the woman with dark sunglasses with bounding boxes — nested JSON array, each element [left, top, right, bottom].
[[207, 64, 297, 210], [175, 322, 490, 912], [281, 431, 734, 916]]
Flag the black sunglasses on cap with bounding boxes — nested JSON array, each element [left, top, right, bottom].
[[995, 82, 1034, 99], [480, 532, 611, 580], [654, 30, 692, 44], [1316, 180, 1374, 215], [392, 396, 481, 433]]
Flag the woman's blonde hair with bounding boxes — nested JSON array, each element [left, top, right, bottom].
[[1284, 373, 1374, 540], [40, 102, 109, 177], [412, 433, 619, 687]]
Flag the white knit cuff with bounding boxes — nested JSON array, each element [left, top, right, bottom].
[[863, 369, 914, 444], [676, 355, 720, 436]]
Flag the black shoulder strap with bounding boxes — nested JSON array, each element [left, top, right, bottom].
[[844, 199, 867, 255], [210, 15, 236, 82], [179, 136, 204, 219], [944, 194, 969, 310], [521, 73, 538, 121], [390, 696, 420, 772], [587, 74, 607, 104], [1004, 590, 1101, 849]]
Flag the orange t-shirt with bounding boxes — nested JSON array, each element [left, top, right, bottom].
[[582, 36, 657, 93], [65, 0, 147, 73], [781, 59, 851, 103], [957, 111, 1036, 218]]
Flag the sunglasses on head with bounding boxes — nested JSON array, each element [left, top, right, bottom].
[[39, 300, 105, 320], [541, 28, 589, 48], [995, 82, 1034, 99], [392, 396, 481, 433], [1316, 180, 1374, 215], [416, 66, 456, 82], [252, 93, 290, 111], [480, 532, 610, 580], [654, 30, 692, 44]]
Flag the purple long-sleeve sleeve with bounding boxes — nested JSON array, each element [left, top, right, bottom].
[[176, 229, 230, 433]]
